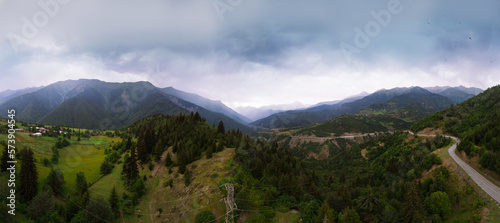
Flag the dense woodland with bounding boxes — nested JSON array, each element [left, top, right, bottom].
[[229, 131, 475, 222]]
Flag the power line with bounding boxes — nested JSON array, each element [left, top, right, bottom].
[[223, 183, 237, 223], [42, 179, 305, 223]]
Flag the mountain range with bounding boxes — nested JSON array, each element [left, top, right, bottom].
[[0, 79, 251, 132], [0, 86, 43, 105], [251, 86, 482, 129], [0, 80, 484, 133], [234, 101, 309, 122], [295, 87, 458, 136]]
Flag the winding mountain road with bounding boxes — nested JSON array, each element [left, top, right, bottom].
[[410, 132, 500, 204], [291, 132, 384, 141]]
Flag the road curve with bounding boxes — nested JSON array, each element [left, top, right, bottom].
[[410, 131, 500, 204]]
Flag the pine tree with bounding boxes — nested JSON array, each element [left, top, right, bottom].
[[359, 186, 379, 220], [194, 111, 202, 122], [184, 170, 191, 186], [1, 142, 9, 172], [75, 172, 87, 196], [217, 121, 225, 134], [165, 152, 173, 167], [126, 146, 139, 185], [263, 188, 274, 206], [109, 187, 119, 219], [153, 143, 163, 162], [122, 153, 130, 176], [19, 148, 38, 202], [65, 197, 82, 221], [46, 168, 65, 196], [137, 137, 148, 163], [278, 174, 289, 195], [206, 143, 213, 159], [125, 137, 132, 151], [178, 151, 186, 174], [318, 201, 335, 223], [144, 127, 156, 154], [341, 206, 362, 223], [401, 182, 425, 223], [82, 191, 90, 206], [217, 141, 224, 152], [172, 142, 178, 153]]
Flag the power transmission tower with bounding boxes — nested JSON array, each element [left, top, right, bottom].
[[223, 183, 237, 223]]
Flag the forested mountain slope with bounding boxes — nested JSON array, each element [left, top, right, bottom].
[[0, 79, 251, 132], [411, 85, 500, 175]]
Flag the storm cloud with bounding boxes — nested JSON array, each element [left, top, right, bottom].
[[1, 0, 499, 108]]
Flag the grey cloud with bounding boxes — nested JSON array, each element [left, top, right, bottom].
[[0, 0, 499, 106]]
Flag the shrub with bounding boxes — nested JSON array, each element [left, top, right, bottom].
[[163, 179, 173, 187], [100, 161, 115, 175], [132, 179, 145, 197], [195, 210, 215, 223], [43, 158, 51, 167], [425, 191, 451, 218]]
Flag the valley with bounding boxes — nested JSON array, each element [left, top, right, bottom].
[[2, 0, 499, 221], [0, 82, 499, 223]]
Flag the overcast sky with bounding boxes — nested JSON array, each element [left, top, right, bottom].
[[1, 0, 499, 108]]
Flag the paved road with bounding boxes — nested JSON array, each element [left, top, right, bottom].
[[292, 132, 387, 141], [410, 131, 500, 204]]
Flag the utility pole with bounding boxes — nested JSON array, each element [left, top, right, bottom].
[[223, 183, 237, 223]]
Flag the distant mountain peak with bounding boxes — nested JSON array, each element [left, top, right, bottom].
[[405, 86, 431, 94]]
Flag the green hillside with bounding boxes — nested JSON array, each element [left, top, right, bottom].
[[0, 94, 49, 122], [38, 88, 119, 129], [161, 86, 251, 124], [291, 88, 450, 137], [412, 85, 500, 174], [0, 113, 252, 223], [295, 114, 411, 137], [252, 87, 410, 129], [126, 92, 189, 125], [360, 87, 455, 122]]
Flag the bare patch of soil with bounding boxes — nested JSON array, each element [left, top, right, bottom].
[[306, 145, 330, 160], [237, 212, 251, 223], [480, 207, 490, 223], [361, 149, 368, 160], [418, 128, 443, 136]]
